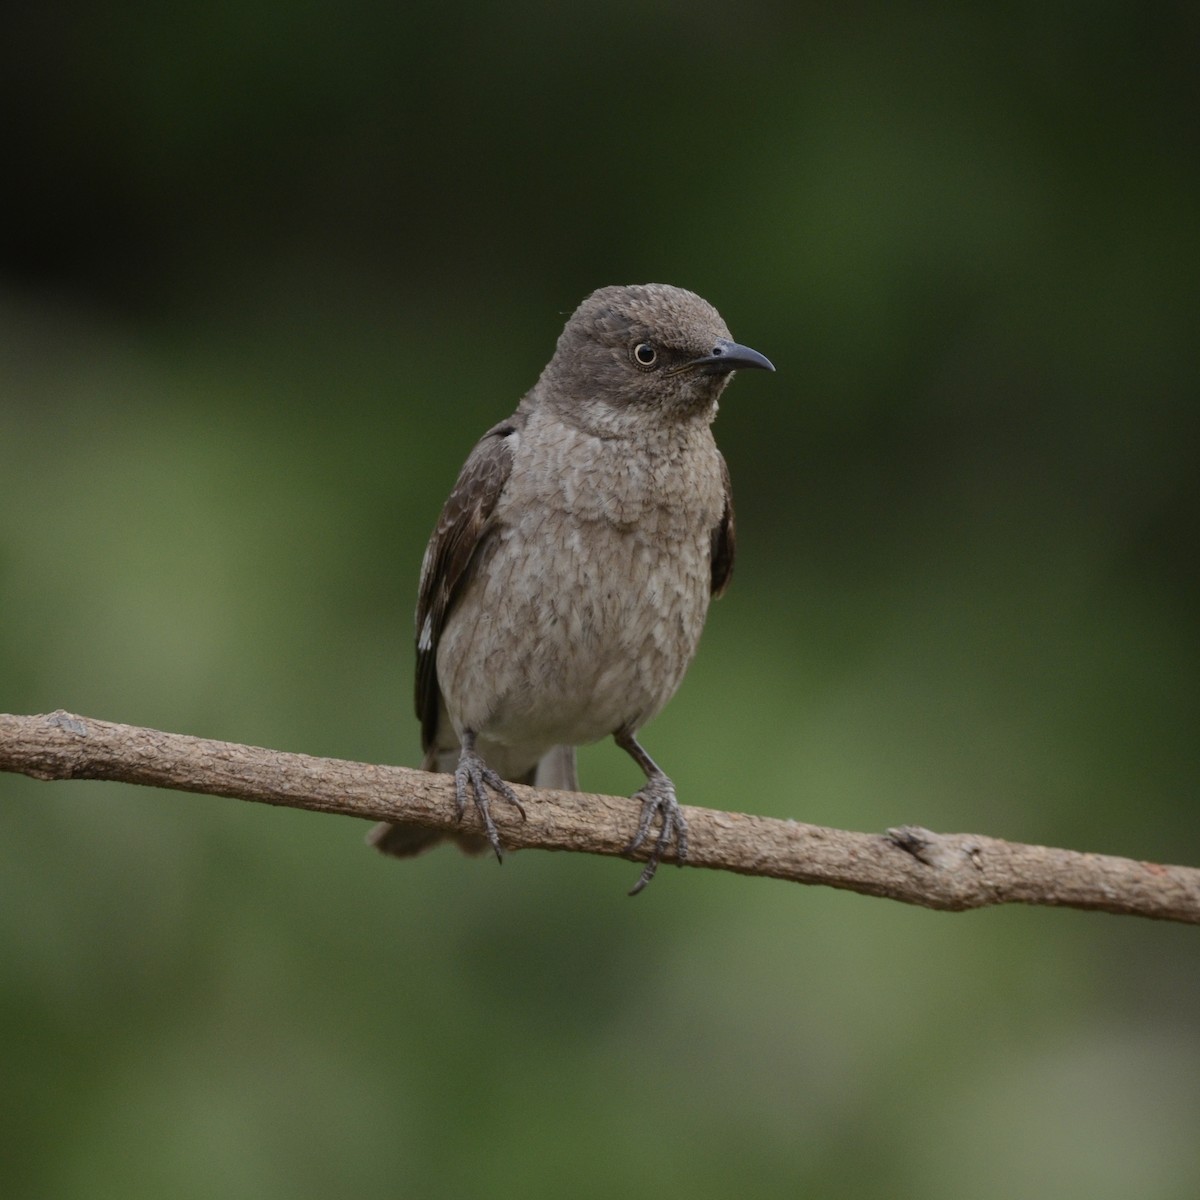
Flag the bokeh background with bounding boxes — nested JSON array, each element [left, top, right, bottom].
[[2, 3, 1198, 1197]]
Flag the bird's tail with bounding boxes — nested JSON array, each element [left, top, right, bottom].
[[366, 745, 577, 858], [532, 744, 578, 791]]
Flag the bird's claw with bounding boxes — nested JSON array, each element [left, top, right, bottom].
[[454, 749, 527, 862], [624, 774, 688, 895]]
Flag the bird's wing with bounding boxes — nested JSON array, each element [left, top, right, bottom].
[[415, 416, 521, 753], [710, 450, 736, 598]]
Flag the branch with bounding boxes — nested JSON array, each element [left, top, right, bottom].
[[2, 711, 1197, 923]]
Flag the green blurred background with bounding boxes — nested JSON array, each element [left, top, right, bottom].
[[2, 2, 1198, 1197]]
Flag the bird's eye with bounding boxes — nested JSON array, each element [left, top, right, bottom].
[[632, 342, 657, 368]]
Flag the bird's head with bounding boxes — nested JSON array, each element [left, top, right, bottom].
[[535, 283, 774, 437]]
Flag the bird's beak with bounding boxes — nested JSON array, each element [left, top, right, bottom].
[[688, 337, 775, 374]]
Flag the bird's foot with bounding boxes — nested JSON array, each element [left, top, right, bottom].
[[624, 772, 689, 896], [455, 746, 527, 862]]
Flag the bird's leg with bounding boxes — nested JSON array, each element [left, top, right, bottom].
[[614, 726, 689, 895], [454, 730, 526, 862]]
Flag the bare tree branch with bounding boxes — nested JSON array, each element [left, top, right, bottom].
[[2, 710, 1197, 923]]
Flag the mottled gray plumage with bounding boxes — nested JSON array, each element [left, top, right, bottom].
[[369, 283, 773, 891]]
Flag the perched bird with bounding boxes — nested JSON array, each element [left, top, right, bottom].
[[369, 283, 773, 892]]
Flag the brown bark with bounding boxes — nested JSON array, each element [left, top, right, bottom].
[[2, 710, 1197, 923]]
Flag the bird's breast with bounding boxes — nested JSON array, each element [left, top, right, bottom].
[[436, 417, 726, 751]]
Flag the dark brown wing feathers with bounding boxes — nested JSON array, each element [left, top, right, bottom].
[[415, 418, 520, 751], [710, 451, 735, 598]]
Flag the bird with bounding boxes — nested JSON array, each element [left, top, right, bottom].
[[368, 283, 774, 893]]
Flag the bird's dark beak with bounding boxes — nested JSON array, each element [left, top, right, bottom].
[[688, 337, 775, 374]]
